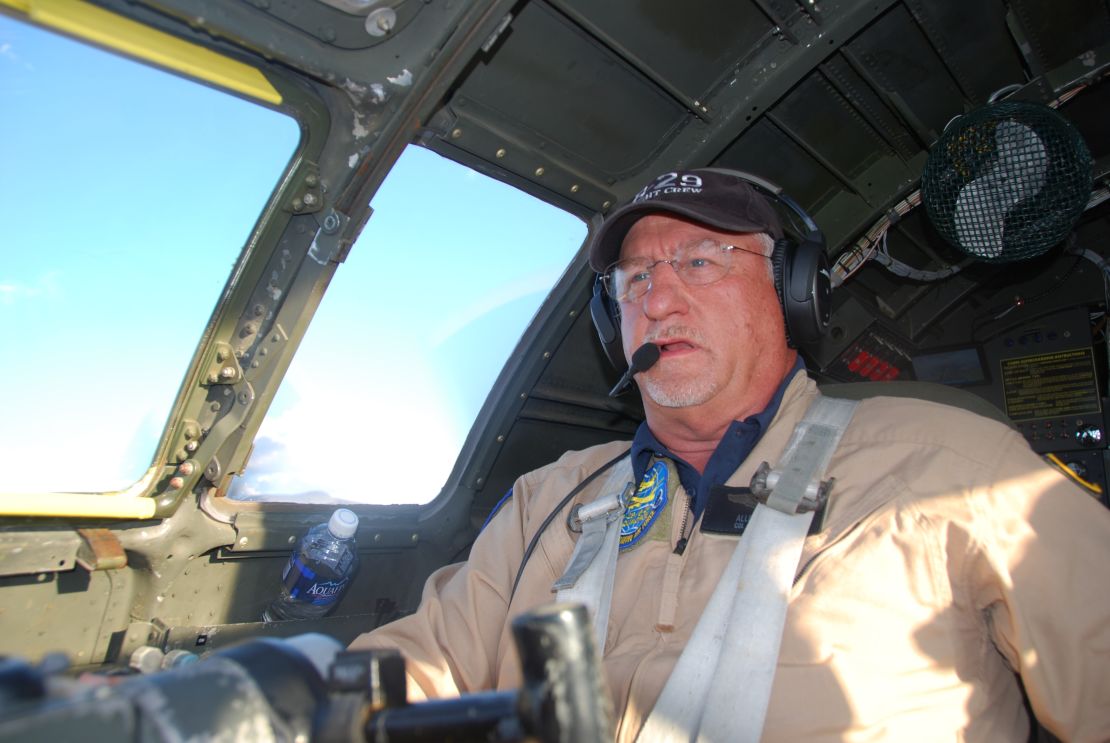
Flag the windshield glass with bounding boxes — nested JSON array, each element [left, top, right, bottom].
[[230, 146, 587, 505], [0, 15, 300, 493]]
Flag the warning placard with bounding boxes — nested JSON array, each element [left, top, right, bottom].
[[1000, 348, 1101, 421]]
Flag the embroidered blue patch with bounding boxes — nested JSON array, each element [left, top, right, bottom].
[[619, 461, 668, 550]]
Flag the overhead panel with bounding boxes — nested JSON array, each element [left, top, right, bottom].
[[1009, 0, 1110, 72], [450, 0, 685, 177], [770, 73, 896, 187], [555, 0, 775, 104], [715, 119, 839, 211], [903, 0, 1027, 104], [844, 5, 967, 144]]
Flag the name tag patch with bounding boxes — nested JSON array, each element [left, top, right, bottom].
[[620, 461, 669, 550]]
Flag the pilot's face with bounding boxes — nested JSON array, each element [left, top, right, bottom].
[[617, 214, 789, 413]]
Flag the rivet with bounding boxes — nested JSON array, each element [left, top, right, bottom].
[[476, 478, 485, 487], [251, 360, 260, 369], [496, 435, 505, 443], [602, 200, 612, 209], [260, 348, 269, 356], [569, 309, 577, 317], [543, 351, 551, 359], [238, 537, 248, 546], [220, 367, 236, 380], [292, 197, 303, 211], [169, 476, 185, 490], [211, 402, 222, 412], [451, 128, 463, 139], [253, 304, 265, 317], [185, 441, 199, 453], [272, 334, 281, 343], [207, 373, 219, 384], [570, 184, 580, 193], [410, 534, 418, 542], [374, 533, 381, 542], [520, 393, 527, 400], [178, 462, 195, 476], [496, 148, 506, 158], [288, 536, 296, 544], [305, 173, 319, 187], [534, 166, 545, 177], [303, 192, 318, 207]]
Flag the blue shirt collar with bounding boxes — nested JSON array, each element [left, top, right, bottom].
[[630, 356, 804, 518]]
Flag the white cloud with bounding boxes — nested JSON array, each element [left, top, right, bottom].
[[0, 272, 60, 305]]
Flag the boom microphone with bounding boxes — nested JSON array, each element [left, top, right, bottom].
[[608, 343, 661, 397]]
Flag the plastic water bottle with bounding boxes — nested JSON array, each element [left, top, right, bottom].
[[263, 508, 360, 622]]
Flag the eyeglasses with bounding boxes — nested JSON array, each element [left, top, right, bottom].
[[602, 240, 766, 303]]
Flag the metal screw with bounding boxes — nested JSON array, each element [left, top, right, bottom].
[[169, 476, 185, 490], [260, 348, 268, 356], [303, 192, 318, 207], [185, 441, 199, 453], [251, 360, 260, 369], [288, 536, 296, 544], [374, 534, 381, 542], [292, 197, 304, 211], [496, 435, 505, 442], [210, 402, 222, 412], [496, 148, 506, 158], [239, 537, 248, 546], [215, 349, 226, 363], [178, 462, 195, 476], [410, 534, 418, 543], [305, 173, 319, 187], [603, 200, 612, 209], [322, 212, 341, 234], [476, 477, 484, 487], [543, 351, 551, 359], [253, 304, 265, 317], [207, 373, 219, 384], [534, 166, 545, 177], [571, 184, 580, 193], [220, 367, 236, 380], [272, 334, 281, 342], [451, 128, 463, 139]]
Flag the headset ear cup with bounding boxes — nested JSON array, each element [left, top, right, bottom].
[[590, 275, 628, 373], [783, 238, 830, 346], [771, 238, 795, 346]]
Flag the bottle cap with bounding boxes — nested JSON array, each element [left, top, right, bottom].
[[328, 508, 359, 539]]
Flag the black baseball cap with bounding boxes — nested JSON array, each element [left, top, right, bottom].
[[588, 168, 784, 272]]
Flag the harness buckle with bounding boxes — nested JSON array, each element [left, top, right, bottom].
[[748, 461, 835, 514]]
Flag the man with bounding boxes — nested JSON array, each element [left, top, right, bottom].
[[351, 169, 1110, 741]]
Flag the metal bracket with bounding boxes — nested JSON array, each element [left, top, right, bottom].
[[76, 528, 127, 571], [749, 461, 835, 514], [169, 419, 202, 464], [284, 163, 324, 215], [308, 209, 353, 265], [202, 342, 243, 387]]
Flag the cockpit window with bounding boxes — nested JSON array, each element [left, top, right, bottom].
[[230, 146, 586, 505], [0, 16, 299, 493]]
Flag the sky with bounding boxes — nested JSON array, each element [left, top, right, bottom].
[[0, 14, 586, 502]]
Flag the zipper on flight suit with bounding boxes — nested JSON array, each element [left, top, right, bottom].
[[673, 491, 693, 555]]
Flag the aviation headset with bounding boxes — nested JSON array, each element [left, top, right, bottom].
[[588, 168, 831, 375]]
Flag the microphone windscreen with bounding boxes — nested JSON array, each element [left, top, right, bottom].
[[629, 343, 661, 373]]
